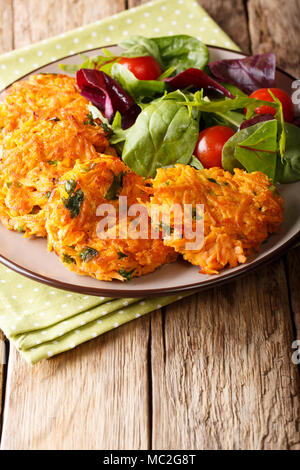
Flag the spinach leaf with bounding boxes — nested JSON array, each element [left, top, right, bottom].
[[184, 90, 279, 117], [105, 171, 124, 200], [60, 52, 119, 75], [121, 93, 200, 177], [189, 155, 204, 170], [119, 35, 209, 74], [89, 105, 128, 149], [275, 123, 300, 183], [119, 36, 162, 64], [202, 109, 245, 130], [222, 120, 278, 180], [111, 63, 166, 102], [62, 189, 84, 218], [79, 246, 99, 261]]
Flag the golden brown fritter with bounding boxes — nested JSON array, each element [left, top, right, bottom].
[[0, 117, 111, 237], [1, 74, 87, 133], [46, 155, 177, 281], [0, 73, 115, 237], [148, 165, 284, 274]]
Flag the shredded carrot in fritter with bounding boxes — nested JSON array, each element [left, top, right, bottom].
[[149, 165, 284, 274], [0, 74, 114, 237], [46, 155, 177, 281]]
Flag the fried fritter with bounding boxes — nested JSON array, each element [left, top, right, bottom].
[[0, 74, 85, 132], [0, 117, 111, 237], [46, 155, 177, 281], [148, 165, 284, 274], [0, 73, 116, 237]]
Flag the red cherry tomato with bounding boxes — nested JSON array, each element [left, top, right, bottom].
[[248, 88, 294, 123], [118, 56, 162, 81], [194, 125, 235, 169]]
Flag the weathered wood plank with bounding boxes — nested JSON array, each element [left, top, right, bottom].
[[248, 0, 300, 77], [199, 0, 250, 53], [12, 0, 126, 47], [152, 260, 300, 450], [286, 247, 300, 339], [1, 318, 150, 449], [0, 0, 13, 53]]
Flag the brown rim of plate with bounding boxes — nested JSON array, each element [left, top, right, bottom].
[[0, 45, 299, 298]]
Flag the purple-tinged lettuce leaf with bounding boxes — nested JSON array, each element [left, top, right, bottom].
[[76, 69, 140, 129], [164, 68, 234, 98], [239, 113, 275, 130], [209, 53, 276, 95]]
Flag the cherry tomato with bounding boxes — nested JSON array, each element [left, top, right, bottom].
[[194, 125, 235, 169], [248, 88, 294, 123], [118, 56, 162, 81]]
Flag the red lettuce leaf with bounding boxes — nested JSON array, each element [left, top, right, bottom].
[[209, 53, 276, 95], [76, 68, 140, 129], [239, 113, 275, 130], [164, 68, 234, 98]]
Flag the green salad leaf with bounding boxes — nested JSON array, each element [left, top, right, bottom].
[[121, 92, 200, 177], [202, 109, 245, 130], [222, 120, 278, 180], [189, 155, 204, 170], [88, 105, 128, 151], [119, 36, 162, 64], [183, 90, 279, 117], [59, 51, 119, 75], [110, 63, 166, 102], [275, 123, 300, 183], [119, 35, 209, 74]]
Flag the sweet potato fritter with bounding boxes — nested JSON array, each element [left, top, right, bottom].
[[148, 165, 284, 274], [1, 74, 88, 131], [0, 74, 115, 237], [46, 155, 177, 281]]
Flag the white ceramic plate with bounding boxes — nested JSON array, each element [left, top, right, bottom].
[[0, 45, 299, 297]]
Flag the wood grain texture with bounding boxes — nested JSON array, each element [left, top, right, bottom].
[[248, 0, 300, 77], [199, 0, 250, 53], [286, 247, 300, 338], [12, 0, 126, 47], [0, 0, 13, 53], [152, 261, 300, 450], [1, 318, 150, 449]]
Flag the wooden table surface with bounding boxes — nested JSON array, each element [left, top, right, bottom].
[[0, 0, 300, 450]]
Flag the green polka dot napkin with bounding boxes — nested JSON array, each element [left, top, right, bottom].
[[0, 0, 238, 364]]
